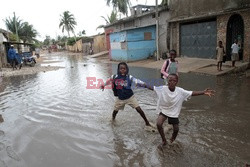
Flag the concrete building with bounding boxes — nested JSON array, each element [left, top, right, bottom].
[[168, 0, 250, 61], [105, 5, 170, 61]]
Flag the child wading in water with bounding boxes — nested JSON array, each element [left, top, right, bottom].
[[161, 49, 178, 83], [100, 62, 153, 128], [216, 41, 225, 71], [142, 74, 215, 149]]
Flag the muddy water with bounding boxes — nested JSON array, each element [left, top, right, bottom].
[[0, 53, 249, 167]]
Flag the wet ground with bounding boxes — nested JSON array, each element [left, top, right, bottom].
[[0, 52, 249, 167]]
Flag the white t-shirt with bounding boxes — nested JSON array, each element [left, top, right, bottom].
[[154, 86, 192, 118], [231, 43, 239, 54]]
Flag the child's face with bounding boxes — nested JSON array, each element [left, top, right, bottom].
[[168, 75, 178, 89], [119, 64, 127, 76], [170, 52, 176, 59]]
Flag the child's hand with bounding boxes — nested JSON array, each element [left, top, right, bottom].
[[204, 88, 215, 97], [100, 85, 105, 91]]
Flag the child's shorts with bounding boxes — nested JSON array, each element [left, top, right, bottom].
[[231, 53, 239, 61], [114, 95, 139, 111], [160, 112, 179, 124]]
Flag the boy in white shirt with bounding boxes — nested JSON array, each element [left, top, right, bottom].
[[143, 74, 215, 149], [231, 39, 240, 67]]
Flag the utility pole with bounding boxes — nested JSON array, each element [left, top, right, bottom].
[[155, 0, 159, 61], [14, 12, 19, 42]]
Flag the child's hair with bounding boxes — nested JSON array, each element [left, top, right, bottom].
[[168, 73, 178, 79], [169, 49, 177, 54], [117, 62, 129, 75]]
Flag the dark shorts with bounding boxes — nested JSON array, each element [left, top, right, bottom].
[[160, 112, 179, 124]]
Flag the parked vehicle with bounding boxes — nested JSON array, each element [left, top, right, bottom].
[[20, 52, 36, 67]]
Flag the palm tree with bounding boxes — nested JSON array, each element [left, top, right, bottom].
[[106, 0, 131, 16], [4, 15, 38, 43], [96, 10, 118, 30], [4, 15, 23, 38], [59, 11, 77, 37]]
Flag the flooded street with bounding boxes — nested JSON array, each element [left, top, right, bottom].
[[0, 53, 249, 167]]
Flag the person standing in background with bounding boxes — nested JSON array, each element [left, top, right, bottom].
[[231, 39, 240, 67], [216, 41, 225, 71]]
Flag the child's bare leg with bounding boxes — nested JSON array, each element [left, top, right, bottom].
[[156, 113, 168, 146], [219, 62, 222, 70], [135, 107, 150, 126], [217, 62, 219, 70], [112, 110, 118, 120], [232, 61, 235, 67], [170, 124, 179, 143]]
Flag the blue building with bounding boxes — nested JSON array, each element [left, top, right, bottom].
[[110, 25, 156, 62]]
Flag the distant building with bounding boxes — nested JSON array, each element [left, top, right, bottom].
[[92, 33, 107, 54], [67, 34, 107, 55], [105, 5, 170, 61]]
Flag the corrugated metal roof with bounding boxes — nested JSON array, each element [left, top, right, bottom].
[[104, 6, 168, 28]]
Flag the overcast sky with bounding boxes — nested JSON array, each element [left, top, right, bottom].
[[0, 0, 156, 41]]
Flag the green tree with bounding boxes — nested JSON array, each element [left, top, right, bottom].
[[161, 0, 168, 6], [19, 22, 38, 43], [9, 34, 18, 42], [106, 0, 130, 16], [59, 11, 77, 37], [96, 10, 118, 30], [77, 30, 86, 37], [43, 36, 51, 46], [4, 14, 38, 43], [4, 14, 23, 41]]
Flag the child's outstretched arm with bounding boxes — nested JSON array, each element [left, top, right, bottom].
[[137, 82, 154, 90], [192, 88, 215, 97], [132, 77, 154, 90]]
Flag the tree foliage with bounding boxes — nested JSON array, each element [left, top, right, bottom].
[[19, 22, 38, 43], [96, 10, 118, 30], [4, 14, 38, 43], [106, 0, 130, 16]]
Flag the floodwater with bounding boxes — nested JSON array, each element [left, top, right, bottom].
[[0, 53, 249, 167]]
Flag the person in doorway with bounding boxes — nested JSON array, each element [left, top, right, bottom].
[[100, 62, 153, 128], [141, 74, 215, 149], [216, 41, 225, 71], [7, 45, 16, 70], [161, 49, 178, 84], [231, 39, 240, 67]]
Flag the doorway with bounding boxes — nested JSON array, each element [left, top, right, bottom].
[[226, 14, 244, 60]]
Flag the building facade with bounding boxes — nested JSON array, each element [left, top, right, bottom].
[[110, 25, 156, 61], [168, 0, 250, 61], [105, 5, 170, 61]]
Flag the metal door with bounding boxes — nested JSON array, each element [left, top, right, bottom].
[[180, 20, 217, 58]]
